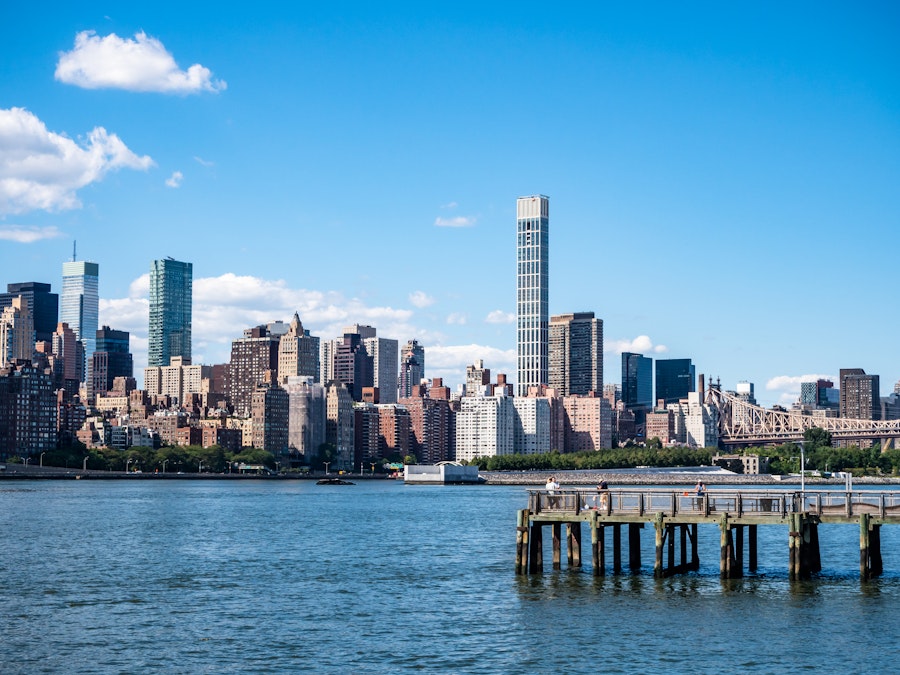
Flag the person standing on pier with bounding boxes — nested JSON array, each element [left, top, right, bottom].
[[546, 476, 560, 508]]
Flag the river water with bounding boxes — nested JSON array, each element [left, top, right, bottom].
[[3, 479, 900, 673]]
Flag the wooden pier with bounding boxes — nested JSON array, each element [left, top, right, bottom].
[[515, 488, 900, 580]]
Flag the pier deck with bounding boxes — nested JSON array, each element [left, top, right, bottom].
[[516, 488, 900, 580]]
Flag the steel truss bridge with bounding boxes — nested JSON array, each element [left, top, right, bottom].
[[706, 386, 900, 449]]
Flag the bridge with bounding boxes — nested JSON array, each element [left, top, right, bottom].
[[705, 386, 900, 448], [516, 488, 899, 580]]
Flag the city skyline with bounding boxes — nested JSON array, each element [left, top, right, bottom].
[[1, 4, 898, 406]]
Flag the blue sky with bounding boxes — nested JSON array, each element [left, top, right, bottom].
[[2, 2, 898, 406]]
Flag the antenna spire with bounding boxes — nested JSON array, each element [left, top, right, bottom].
[[72, 240, 77, 262]]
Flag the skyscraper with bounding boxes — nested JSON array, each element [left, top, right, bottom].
[[622, 352, 652, 410], [90, 326, 133, 398], [516, 195, 549, 396], [840, 368, 880, 420], [60, 261, 99, 379], [399, 339, 425, 399], [148, 258, 192, 368], [549, 312, 603, 396], [0, 282, 58, 343], [655, 358, 695, 405]]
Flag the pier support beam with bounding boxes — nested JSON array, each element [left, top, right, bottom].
[[570, 522, 582, 568], [748, 525, 758, 573], [720, 516, 739, 579], [552, 523, 562, 569], [613, 524, 622, 574], [654, 513, 665, 578], [515, 510, 528, 574], [529, 522, 543, 573], [860, 514, 883, 580], [629, 523, 642, 572]]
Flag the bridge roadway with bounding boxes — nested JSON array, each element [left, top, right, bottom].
[[515, 488, 900, 580]]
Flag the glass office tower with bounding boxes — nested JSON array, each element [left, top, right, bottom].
[[148, 258, 192, 368]]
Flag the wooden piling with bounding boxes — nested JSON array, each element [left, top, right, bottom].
[[870, 524, 883, 578], [680, 525, 688, 573], [667, 524, 676, 575], [734, 525, 744, 578], [530, 522, 543, 573], [654, 513, 665, 578], [571, 522, 582, 568], [613, 524, 622, 574], [515, 509, 527, 574], [860, 513, 869, 581], [748, 525, 758, 573], [629, 523, 642, 572], [591, 515, 600, 576], [552, 522, 561, 570], [598, 524, 606, 575], [690, 524, 699, 571]]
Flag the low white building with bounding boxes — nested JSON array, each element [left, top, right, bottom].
[[455, 393, 515, 462]]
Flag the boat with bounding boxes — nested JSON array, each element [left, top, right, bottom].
[[316, 477, 355, 485]]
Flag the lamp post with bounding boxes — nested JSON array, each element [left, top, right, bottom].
[[198, 460, 203, 474], [126, 458, 133, 473], [24, 457, 29, 467], [83, 456, 89, 471], [163, 459, 169, 473], [370, 462, 376, 475], [324, 462, 330, 476], [40, 452, 46, 468]]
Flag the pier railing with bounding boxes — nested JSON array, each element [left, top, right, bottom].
[[528, 489, 900, 520]]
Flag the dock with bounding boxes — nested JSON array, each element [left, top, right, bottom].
[[515, 488, 900, 580]]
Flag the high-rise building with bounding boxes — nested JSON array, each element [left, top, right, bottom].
[[465, 359, 491, 397], [60, 261, 99, 379], [0, 361, 57, 459], [622, 352, 652, 410], [148, 258, 192, 368], [399, 339, 425, 399], [0, 282, 58, 343], [278, 313, 320, 385], [284, 376, 326, 459], [363, 336, 398, 405], [90, 326, 133, 399], [0, 297, 34, 365], [516, 194, 549, 396], [840, 368, 880, 420], [800, 379, 838, 409], [325, 382, 355, 470], [331, 332, 373, 402], [655, 359, 695, 405], [227, 326, 280, 417], [51, 322, 81, 393], [549, 312, 603, 396]]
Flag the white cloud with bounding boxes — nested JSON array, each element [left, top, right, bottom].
[[55, 31, 226, 94], [446, 312, 467, 325], [165, 170, 183, 188], [440, 201, 458, 209], [408, 290, 435, 308], [0, 107, 153, 215], [606, 335, 668, 355], [0, 225, 63, 243], [193, 156, 214, 167], [485, 310, 515, 324], [766, 373, 835, 397], [426, 344, 517, 388], [434, 215, 476, 227]]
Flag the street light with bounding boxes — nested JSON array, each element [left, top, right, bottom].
[[83, 456, 89, 471], [40, 452, 46, 468], [24, 457, 30, 467], [323, 462, 330, 476], [198, 460, 203, 474], [162, 459, 169, 473], [126, 458, 133, 473]]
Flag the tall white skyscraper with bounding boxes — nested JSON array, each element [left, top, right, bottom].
[[60, 260, 99, 381], [516, 195, 549, 396]]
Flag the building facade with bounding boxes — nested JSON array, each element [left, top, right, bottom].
[[622, 352, 652, 411], [548, 312, 603, 396], [60, 261, 99, 379], [278, 313, 320, 385], [840, 368, 880, 420], [399, 339, 425, 400], [0, 282, 58, 343], [90, 326, 133, 400], [655, 358, 695, 406], [516, 194, 549, 396], [148, 258, 192, 368]]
